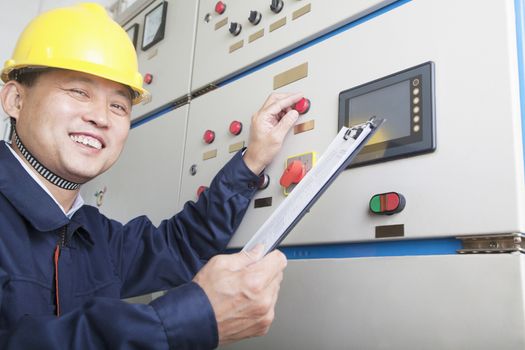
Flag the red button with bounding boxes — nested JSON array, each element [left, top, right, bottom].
[[143, 73, 153, 85], [197, 186, 207, 197], [385, 193, 400, 211], [293, 98, 310, 115], [229, 120, 242, 135], [215, 1, 226, 14], [203, 130, 215, 144], [279, 160, 306, 188]]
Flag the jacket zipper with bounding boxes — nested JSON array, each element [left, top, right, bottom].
[[54, 225, 67, 317]]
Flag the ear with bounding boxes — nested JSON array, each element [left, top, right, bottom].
[[0, 81, 24, 122]]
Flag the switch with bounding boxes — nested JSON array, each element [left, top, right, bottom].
[[229, 120, 243, 135], [215, 1, 226, 14], [258, 173, 270, 190], [280, 160, 306, 188], [270, 0, 284, 13], [197, 186, 208, 198], [203, 130, 215, 144], [293, 98, 310, 115], [370, 192, 405, 215], [248, 10, 262, 25], [229, 22, 242, 36], [143, 73, 153, 85]]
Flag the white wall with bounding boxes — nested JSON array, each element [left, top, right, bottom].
[[0, 0, 116, 140]]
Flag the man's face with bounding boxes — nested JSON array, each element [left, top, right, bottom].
[[11, 69, 132, 183]]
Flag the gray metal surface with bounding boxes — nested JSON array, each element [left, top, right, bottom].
[[224, 254, 525, 350]]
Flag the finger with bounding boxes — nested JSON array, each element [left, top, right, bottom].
[[230, 244, 265, 270], [261, 92, 300, 109], [247, 250, 287, 286], [227, 301, 278, 340], [273, 109, 300, 138], [264, 92, 304, 116], [243, 244, 265, 261]]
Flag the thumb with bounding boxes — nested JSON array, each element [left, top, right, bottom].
[[233, 244, 265, 268]]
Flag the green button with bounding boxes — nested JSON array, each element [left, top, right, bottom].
[[370, 195, 381, 213]]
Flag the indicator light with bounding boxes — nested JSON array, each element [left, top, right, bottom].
[[369, 192, 405, 215], [143, 73, 153, 85], [197, 186, 208, 197], [215, 1, 226, 14], [203, 130, 215, 144], [229, 120, 242, 135]]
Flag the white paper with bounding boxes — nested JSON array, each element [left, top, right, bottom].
[[243, 121, 376, 257]]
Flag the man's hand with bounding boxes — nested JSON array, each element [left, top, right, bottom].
[[243, 92, 304, 174], [193, 247, 287, 346]]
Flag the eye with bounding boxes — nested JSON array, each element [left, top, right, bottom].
[[69, 88, 89, 98], [110, 103, 129, 115]]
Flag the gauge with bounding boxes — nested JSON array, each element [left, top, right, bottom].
[[142, 2, 168, 51]]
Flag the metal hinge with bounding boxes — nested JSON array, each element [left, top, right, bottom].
[[457, 233, 525, 254], [191, 84, 219, 99]]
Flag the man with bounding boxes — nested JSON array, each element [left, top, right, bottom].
[[0, 3, 303, 349]]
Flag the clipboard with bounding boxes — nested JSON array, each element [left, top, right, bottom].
[[242, 116, 385, 257]]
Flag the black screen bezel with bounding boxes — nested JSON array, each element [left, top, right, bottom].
[[338, 62, 436, 167]]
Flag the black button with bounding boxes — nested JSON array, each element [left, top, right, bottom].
[[270, 0, 284, 13], [229, 22, 242, 36], [248, 10, 262, 25], [257, 174, 270, 190]]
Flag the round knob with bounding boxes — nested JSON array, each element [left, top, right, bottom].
[[293, 98, 311, 115], [258, 174, 270, 190], [270, 0, 284, 13], [203, 130, 215, 144], [215, 1, 226, 14], [229, 120, 243, 135], [229, 22, 242, 36], [143, 73, 153, 85], [248, 10, 262, 25]]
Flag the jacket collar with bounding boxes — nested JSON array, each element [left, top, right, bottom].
[[0, 141, 69, 231]]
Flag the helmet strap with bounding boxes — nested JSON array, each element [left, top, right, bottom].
[[12, 124, 82, 190]]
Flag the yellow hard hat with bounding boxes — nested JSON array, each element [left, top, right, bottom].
[[1, 3, 148, 105]]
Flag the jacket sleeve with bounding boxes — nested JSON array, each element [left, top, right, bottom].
[[109, 150, 260, 298], [0, 262, 217, 349]]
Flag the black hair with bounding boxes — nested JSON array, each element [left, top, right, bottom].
[[8, 67, 51, 87]]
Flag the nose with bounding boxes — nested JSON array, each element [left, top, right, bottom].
[[82, 104, 110, 128]]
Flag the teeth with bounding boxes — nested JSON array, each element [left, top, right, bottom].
[[70, 134, 102, 150]]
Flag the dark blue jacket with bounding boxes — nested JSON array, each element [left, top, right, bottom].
[[0, 141, 260, 349]]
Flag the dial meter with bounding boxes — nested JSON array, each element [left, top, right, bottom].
[[142, 2, 168, 51]]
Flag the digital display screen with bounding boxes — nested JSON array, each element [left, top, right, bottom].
[[338, 62, 435, 167], [346, 80, 411, 146], [142, 2, 167, 50]]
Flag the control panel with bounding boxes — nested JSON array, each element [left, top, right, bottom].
[[119, 0, 199, 122], [191, 0, 397, 91], [181, 0, 525, 248]]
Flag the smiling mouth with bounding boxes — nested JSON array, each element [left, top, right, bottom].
[[70, 134, 104, 150]]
